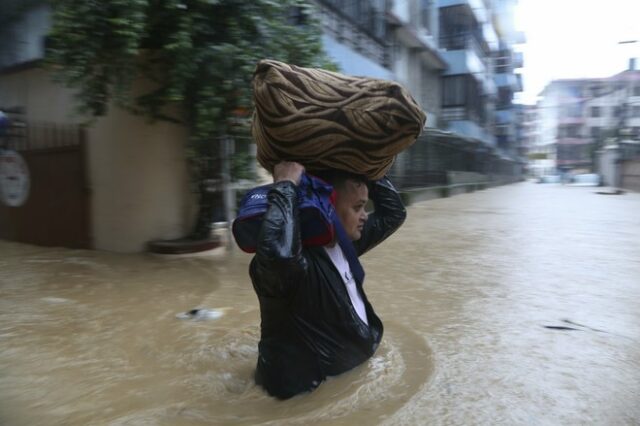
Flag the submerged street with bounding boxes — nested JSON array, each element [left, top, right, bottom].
[[1, 182, 639, 425]]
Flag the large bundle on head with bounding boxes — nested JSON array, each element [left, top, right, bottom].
[[251, 59, 426, 180]]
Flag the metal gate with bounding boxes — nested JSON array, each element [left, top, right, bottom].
[[0, 122, 91, 248]]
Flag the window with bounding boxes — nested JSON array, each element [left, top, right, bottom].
[[497, 87, 512, 108], [566, 103, 582, 118], [590, 106, 601, 117], [439, 5, 478, 50], [442, 75, 466, 107], [567, 125, 580, 138], [613, 106, 623, 117], [329, 0, 385, 41], [590, 127, 601, 139], [559, 125, 581, 138], [634, 86, 640, 96], [633, 105, 640, 118]]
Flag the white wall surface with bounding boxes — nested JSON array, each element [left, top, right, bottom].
[[87, 104, 193, 252], [0, 68, 195, 252]]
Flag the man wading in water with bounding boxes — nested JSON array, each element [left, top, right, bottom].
[[250, 160, 406, 399]]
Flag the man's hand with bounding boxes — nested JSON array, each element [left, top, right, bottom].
[[274, 161, 305, 185]]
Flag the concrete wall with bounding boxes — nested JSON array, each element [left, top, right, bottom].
[[0, 67, 194, 252], [621, 159, 640, 192], [87, 103, 193, 252], [0, 68, 78, 124], [399, 172, 521, 206]]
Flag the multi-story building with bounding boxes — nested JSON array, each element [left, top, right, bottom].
[[387, 0, 447, 126], [315, 0, 447, 126], [316, 1, 524, 183], [317, 1, 524, 150], [437, 0, 499, 146], [491, 0, 524, 158], [536, 61, 640, 176], [527, 102, 556, 178], [514, 103, 536, 167], [585, 66, 640, 143], [538, 79, 595, 172]]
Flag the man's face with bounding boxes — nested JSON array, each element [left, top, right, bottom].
[[335, 180, 369, 241]]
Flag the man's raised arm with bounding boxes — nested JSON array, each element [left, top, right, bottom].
[[250, 162, 308, 297]]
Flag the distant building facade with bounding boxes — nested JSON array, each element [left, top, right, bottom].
[[514, 103, 537, 174], [535, 62, 640, 176], [314, 0, 526, 183], [316, 0, 524, 151]]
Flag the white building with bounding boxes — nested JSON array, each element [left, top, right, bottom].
[[315, 0, 447, 125], [534, 62, 640, 177], [387, 0, 447, 126], [491, 0, 524, 158]]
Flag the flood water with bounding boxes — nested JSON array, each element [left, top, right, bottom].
[[1, 182, 639, 425]]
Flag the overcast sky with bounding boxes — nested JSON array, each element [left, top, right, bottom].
[[514, 0, 640, 104]]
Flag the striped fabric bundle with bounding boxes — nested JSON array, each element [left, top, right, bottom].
[[251, 59, 426, 180]]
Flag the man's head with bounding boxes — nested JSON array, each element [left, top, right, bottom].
[[316, 170, 369, 241]]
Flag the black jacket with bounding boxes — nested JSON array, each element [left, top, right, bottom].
[[250, 177, 406, 399]]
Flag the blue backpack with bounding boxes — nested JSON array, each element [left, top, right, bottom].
[[232, 174, 337, 253]]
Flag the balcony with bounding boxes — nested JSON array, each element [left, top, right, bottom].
[[440, 34, 487, 76], [495, 73, 518, 89], [438, 0, 488, 25], [557, 116, 585, 125], [495, 109, 515, 125], [442, 107, 496, 146], [513, 51, 524, 68]]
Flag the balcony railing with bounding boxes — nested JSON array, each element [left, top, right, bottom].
[[316, 0, 387, 43], [439, 33, 489, 74], [439, 32, 485, 53]]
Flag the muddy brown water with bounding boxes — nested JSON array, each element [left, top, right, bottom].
[[1, 182, 639, 425]]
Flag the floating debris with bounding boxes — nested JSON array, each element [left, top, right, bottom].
[[543, 325, 580, 331], [176, 308, 225, 321]]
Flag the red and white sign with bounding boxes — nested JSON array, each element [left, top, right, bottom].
[[0, 150, 30, 207]]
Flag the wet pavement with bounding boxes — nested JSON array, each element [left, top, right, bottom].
[[1, 182, 639, 425]]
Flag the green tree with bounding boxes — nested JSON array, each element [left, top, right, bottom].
[[46, 0, 334, 239]]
